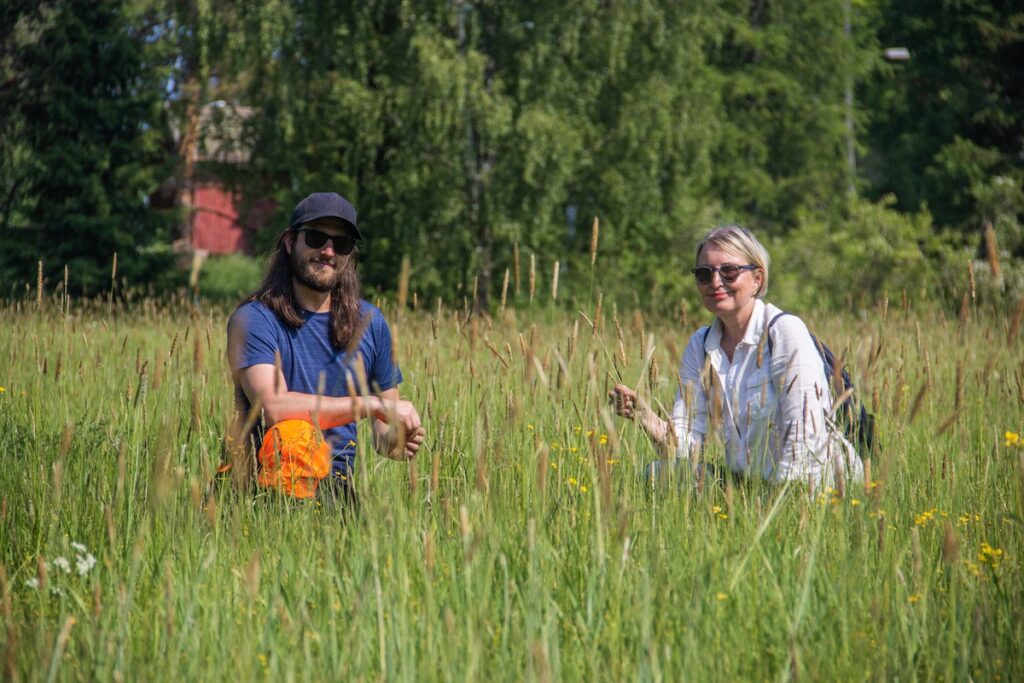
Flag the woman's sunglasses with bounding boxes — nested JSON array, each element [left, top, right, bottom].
[[297, 228, 357, 255], [691, 264, 758, 285]]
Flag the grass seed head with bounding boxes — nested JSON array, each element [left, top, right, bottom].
[[590, 215, 599, 266], [942, 522, 959, 564]]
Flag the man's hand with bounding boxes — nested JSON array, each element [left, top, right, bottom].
[[374, 397, 425, 460]]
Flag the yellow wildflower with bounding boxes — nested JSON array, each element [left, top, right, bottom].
[[1005, 431, 1021, 447], [599, 434, 608, 445], [0, 386, 5, 394], [978, 542, 1004, 569], [914, 508, 938, 526], [716, 592, 728, 601], [579, 485, 588, 494], [908, 593, 921, 604]]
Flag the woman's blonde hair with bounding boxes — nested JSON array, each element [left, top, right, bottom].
[[695, 225, 770, 298]]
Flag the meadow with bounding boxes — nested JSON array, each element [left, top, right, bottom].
[[0, 288, 1021, 681]]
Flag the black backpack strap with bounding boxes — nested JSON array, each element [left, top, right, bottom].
[[765, 310, 789, 355], [700, 324, 712, 357]]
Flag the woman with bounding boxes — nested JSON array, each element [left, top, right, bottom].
[[610, 225, 862, 487]]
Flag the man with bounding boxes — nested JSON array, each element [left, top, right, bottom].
[[226, 191, 424, 502]]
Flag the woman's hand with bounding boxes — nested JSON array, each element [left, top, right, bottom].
[[609, 384, 674, 454], [609, 384, 641, 419]]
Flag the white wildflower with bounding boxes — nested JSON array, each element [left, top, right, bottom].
[[76, 553, 97, 576], [51, 557, 71, 573], [70, 541, 87, 554], [25, 577, 39, 589]]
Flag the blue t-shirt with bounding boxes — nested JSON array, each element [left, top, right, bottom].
[[228, 300, 403, 475]]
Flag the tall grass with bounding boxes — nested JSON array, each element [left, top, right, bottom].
[[0, 292, 1021, 681]]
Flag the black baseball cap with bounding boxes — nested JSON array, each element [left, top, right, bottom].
[[289, 192, 362, 239]]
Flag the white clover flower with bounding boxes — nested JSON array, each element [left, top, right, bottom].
[[51, 557, 71, 573], [70, 541, 87, 554], [76, 553, 97, 576], [25, 578, 39, 589]]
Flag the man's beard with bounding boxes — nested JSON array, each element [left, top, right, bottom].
[[291, 249, 343, 293]]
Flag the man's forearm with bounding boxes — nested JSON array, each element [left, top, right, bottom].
[[261, 392, 383, 429]]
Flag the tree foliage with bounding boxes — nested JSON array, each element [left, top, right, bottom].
[[1, 0, 1019, 309], [0, 0, 174, 294]]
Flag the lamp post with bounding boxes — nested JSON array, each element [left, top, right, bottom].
[[844, 0, 911, 194]]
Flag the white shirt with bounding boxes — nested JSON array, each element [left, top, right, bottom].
[[671, 299, 862, 486]]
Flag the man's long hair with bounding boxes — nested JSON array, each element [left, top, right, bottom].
[[245, 234, 362, 349]]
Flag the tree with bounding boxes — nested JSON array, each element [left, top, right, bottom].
[[864, 0, 1024, 245], [0, 0, 174, 294]]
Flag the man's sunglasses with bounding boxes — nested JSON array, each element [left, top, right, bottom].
[[691, 264, 758, 285], [296, 228, 357, 255]]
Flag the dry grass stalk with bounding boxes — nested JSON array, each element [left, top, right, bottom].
[[191, 388, 202, 432], [551, 261, 559, 301], [458, 505, 472, 542], [908, 380, 929, 423], [942, 522, 959, 564], [243, 552, 261, 598], [49, 615, 76, 678], [408, 457, 418, 495], [1008, 297, 1024, 345], [500, 268, 509, 310], [193, 330, 204, 374], [613, 316, 626, 367], [51, 460, 63, 508], [36, 554, 48, 595], [590, 216, 600, 266], [936, 410, 961, 436], [984, 221, 1001, 279], [648, 357, 659, 393], [967, 260, 976, 302], [36, 260, 43, 308], [593, 291, 603, 337], [513, 242, 521, 297], [58, 422, 74, 458], [483, 337, 510, 369], [430, 450, 440, 494], [958, 292, 970, 325], [529, 253, 536, 303]]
